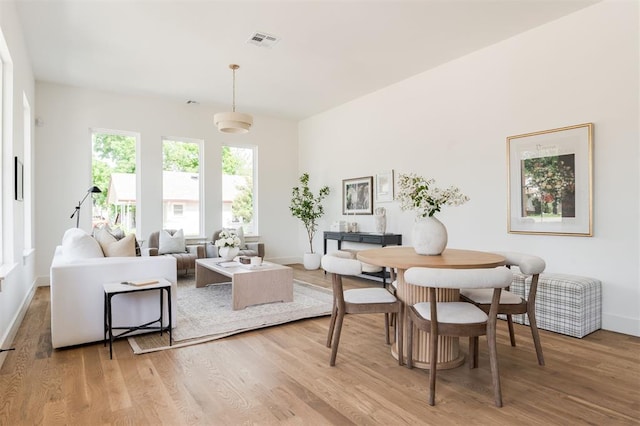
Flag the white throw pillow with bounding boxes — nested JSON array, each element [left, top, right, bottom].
[[61, 228, 104, 260], [158, 229, 185, 254]]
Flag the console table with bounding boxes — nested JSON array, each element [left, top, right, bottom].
[[323, 232, 402, 284]]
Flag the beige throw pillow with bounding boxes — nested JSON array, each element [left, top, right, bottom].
[[158, 229, 185, 254], [95, 228, 136, 257]]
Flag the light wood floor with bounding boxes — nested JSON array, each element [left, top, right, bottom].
[[1, 265, 639, 425]]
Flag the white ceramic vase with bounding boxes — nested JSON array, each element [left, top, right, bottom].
[[412, 216, 448, 256], [303, 252, 322, 270], [219, 246, 240, 260]]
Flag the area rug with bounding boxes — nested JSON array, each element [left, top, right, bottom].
[[127, 280, 333, 354]]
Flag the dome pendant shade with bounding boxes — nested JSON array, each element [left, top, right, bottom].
[[214, 111, 253, 134], [215, 64, 253, 134]]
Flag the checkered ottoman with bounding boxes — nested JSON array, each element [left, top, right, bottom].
[[508, 272, 602, 338]]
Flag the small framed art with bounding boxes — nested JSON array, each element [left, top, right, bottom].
[[15, 156, 24, 202], [375, 170, 394, 203], [343, 176, 373, 215]]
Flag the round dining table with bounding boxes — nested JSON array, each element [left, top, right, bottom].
[[357, 246, 505, 370]]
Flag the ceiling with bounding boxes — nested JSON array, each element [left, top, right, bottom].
[[14, 0, 598, 121]]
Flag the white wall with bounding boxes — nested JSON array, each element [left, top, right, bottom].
[[299, 1, 639, 336], [0, 2, 36, 365], [34, 83, 301, 280]]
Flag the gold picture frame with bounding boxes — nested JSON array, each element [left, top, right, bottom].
[[507, 123, 593, 236]]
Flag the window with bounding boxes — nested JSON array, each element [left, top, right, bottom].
[[222, 145, 256, 234], [162, 138, 202, 236], [23, 93, 32, 251], [0, 28, 13, 264], [91, 130, 139, 233]]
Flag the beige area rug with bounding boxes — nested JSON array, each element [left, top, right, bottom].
[[128, 279, 333, 354]]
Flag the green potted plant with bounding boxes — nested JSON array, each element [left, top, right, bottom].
[[290, 173, 330, 269]]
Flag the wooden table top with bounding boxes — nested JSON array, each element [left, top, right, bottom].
[[356, 247, 505, 270]]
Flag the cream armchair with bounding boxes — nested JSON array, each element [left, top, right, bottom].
[[145, 229, 205, 275]]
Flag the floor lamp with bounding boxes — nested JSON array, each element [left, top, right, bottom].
[[70, 186, 102, 228]]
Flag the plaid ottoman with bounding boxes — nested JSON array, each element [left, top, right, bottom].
[[508, 273, 602, 338]]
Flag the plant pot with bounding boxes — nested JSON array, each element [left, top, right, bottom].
[[219, 246, 240, 261], [412, 216, 448, 255], [303, 252, 322, 270]]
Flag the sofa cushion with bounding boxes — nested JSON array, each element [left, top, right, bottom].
[[159, 229, 185, 254], [94, 224, 141, 256], [96, 229, 137, 257], [62, 228, 104, 260]]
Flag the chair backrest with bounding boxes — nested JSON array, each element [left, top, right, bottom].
[[404, 266, 513, 290], [321, 254, 362, 276], [493, 251, 545, 276], [321, 254, 362, 306]]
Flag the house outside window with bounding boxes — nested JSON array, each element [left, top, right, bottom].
[[222, 145, 256, 235], [91, 130, 139, 233], [162, 138, 202, 236]]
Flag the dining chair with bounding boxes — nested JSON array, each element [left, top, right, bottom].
[[405, 266, 513, 407], [321, 254, 403, 367], [460, 252, 546, 366]]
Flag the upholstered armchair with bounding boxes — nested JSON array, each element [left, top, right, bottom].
[[207, 228, 265, 258], [145, 229, 205, 275]]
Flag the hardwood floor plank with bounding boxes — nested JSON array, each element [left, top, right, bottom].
[[0, 266, 638, 425]]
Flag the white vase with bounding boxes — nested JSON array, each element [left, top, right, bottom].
[[412, 216, 448, 256], [303, 252, 322, 270], [219, 246, 240, 260]]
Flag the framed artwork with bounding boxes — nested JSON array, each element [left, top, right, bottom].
[[343, 176, 373, 215], [375, 170, 394, 203], [507, 123, 593, 236], [15, 156, 24, 202]]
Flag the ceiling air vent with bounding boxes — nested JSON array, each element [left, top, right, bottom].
[[247, 31, 280, 48]]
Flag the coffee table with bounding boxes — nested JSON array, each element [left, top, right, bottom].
[[195, 258, 294, 310]]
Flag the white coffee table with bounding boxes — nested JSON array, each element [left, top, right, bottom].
[[195, 258, 294, 310]]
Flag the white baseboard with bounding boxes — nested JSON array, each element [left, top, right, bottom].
[[602, 313, 640, 337], [0, 281, 38, 370]]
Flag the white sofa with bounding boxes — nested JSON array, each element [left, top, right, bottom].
[[50, 245, 178, 349]]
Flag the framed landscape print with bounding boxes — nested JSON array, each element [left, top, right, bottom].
[[507, 123, 593, 236], [343, 176, 373, 215]]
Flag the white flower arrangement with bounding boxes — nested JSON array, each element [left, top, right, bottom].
[[214, 229, 242, 248], [397, 173, 470, 218]]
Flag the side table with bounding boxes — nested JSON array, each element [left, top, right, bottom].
[[103, 278, 172, 359]]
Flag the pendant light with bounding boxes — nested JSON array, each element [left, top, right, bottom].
[[214, 64, 253, 134]]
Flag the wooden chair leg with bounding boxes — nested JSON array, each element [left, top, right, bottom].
[[406, 315, 414, 369], [507, 314, 516, 347], [527, 311, 545, 366], [326, 304, 338, 348], [329, 310, 345, 366], [486, 322, 503, 408], [428, 325, 438, 406], [396, 305, 404, 366], [384, 313, 390, 344], [469, 336, 478, 369]]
